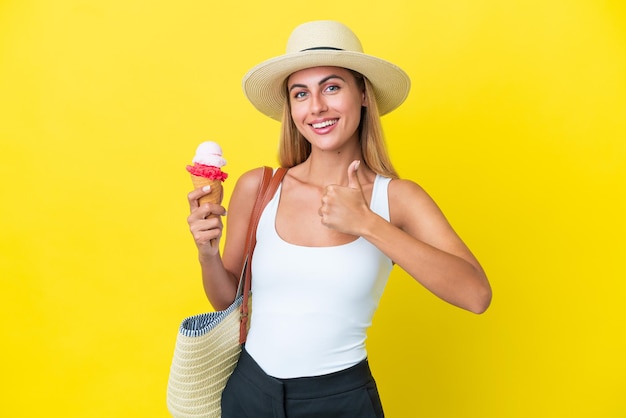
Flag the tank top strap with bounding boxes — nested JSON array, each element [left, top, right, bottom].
[[370, 175, 391, 221]]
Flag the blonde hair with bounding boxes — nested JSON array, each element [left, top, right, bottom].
[[278, 72, 399, 179]]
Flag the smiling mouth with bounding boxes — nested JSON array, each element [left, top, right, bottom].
[[311, 119, 338, 129]]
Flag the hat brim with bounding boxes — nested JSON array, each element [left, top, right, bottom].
[[242, 50, 410, 121]]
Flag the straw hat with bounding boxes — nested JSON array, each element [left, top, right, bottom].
[[242, 20, 411, 121]]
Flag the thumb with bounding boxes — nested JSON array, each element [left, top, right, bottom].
[[347, 160, 362, 190]]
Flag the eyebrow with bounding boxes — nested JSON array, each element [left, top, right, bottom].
[[288, 74, 347, 92]]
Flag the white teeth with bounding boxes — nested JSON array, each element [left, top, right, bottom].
[[311, 119, 337, 129]]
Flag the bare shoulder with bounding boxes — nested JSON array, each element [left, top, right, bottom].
[[388, 178, 449, 233], [233, 167, 268, 196], [222, 167, 270, 271], [388, 178, 436, 209], [227, 167, 272, 226], [389, 178, 427, 194]]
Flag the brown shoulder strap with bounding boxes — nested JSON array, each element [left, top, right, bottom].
[[243, 167, 274, 259], [239, 167, 287, 343]]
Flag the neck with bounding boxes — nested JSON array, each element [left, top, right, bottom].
[[297, 149, 364, 187]]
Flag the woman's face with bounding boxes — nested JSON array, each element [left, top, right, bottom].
[[287, 66, 366, 153]]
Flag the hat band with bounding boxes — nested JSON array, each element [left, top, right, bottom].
[[300, 46, 344, 52]]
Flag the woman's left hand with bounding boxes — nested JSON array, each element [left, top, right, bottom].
[[319, 160, 373, 235]]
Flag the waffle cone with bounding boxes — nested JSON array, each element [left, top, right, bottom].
[[191, 175, 224, 216]]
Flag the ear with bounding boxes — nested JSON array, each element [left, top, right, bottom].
[[361, 90, 368, 107]]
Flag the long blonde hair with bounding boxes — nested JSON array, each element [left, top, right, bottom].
[[278, 72, 399, 179]]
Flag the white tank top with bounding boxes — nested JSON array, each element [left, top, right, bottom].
[[245, 174, 393, 378]]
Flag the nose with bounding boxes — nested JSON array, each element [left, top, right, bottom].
[[309, 92, 328, 114]]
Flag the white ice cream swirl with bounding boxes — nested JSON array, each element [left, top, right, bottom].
[[192, 141, 226, 167]]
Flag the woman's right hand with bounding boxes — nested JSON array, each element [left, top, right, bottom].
[[187, 186, 227, 258], [187, 168, 266, 309]]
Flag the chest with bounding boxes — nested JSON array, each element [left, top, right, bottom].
[[275, 182, 373, 247]]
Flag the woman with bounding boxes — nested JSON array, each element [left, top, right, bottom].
[[187, 20, 491, 418]]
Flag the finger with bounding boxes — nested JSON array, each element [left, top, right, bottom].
[[318, 193, 327, 218], [206, 204, 227, 218], [187, 185, 212, 211], [319, 188, 331, 220], [187, 205, 209, 224], [189, 213, 223, 240], [347, 160, 362, 190], [192, 228, 222, 248], [188, 202, 225, 224]]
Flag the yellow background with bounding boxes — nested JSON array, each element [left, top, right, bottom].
[[1, 0, 625, 416]]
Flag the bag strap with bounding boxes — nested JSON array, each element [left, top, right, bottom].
[[235, 166, 273, 297], [239, 166, 288, 343]]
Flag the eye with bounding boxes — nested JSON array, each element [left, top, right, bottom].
[[325, 85, 340, 93], [293, 91, 308, 100]]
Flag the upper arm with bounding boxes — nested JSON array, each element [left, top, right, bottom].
[[389, 179, 483, 272], [221, 167, 266, 279]]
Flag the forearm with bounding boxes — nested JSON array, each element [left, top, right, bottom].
[[188, 168, 267, 311], [361, 214, 491, 313], [199, 252, 239, 311]]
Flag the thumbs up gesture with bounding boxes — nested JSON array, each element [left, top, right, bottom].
[[319, 160, 371, 235]]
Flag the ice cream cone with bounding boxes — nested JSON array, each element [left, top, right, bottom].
[[191, 174, 224, 248], [187, 141, 228, 248], [191, 175, 224, 214]]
